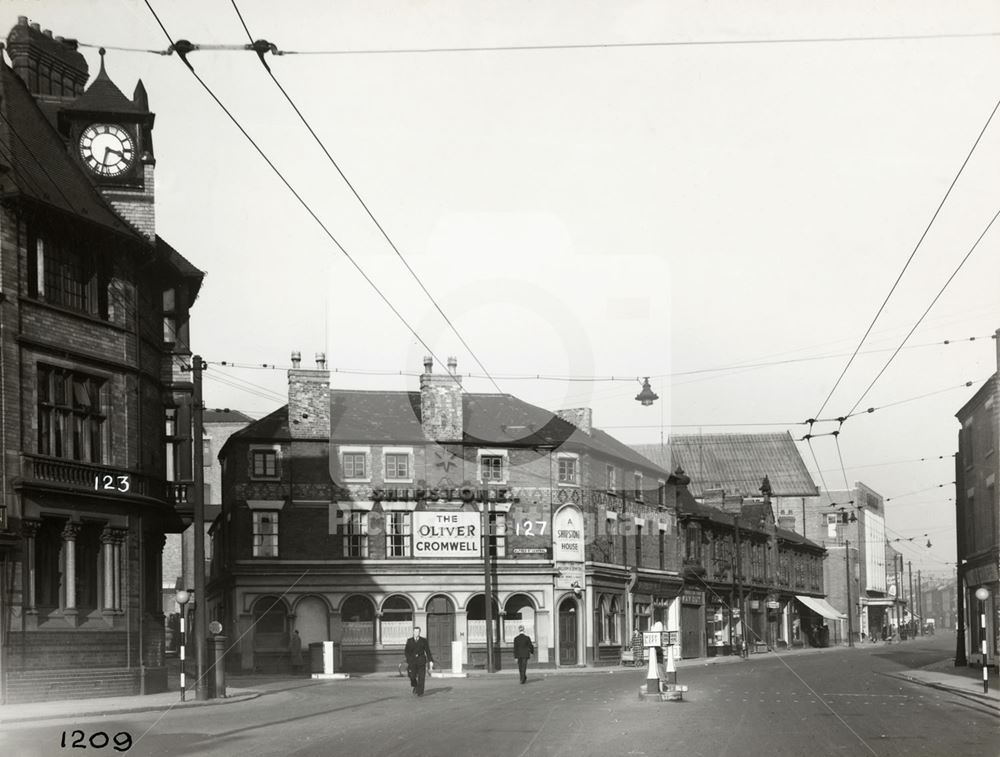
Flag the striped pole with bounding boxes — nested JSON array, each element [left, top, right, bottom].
[[981, 601, 988, 694], [180, 613, 187, 702]]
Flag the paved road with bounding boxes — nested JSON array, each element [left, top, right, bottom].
[[3, 635, 996, 757]]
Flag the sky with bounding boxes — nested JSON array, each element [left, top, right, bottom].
[[5, 1, 999, 577]]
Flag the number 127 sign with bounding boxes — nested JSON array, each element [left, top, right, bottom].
[[513, 519, 546, 536]]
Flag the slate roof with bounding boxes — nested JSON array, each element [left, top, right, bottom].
[[0, 63, 139, 237], [228, 389, 669, 476], [64, 56, 146, 116], [632, 433, 818, 498], [204, 409, 255, 424]]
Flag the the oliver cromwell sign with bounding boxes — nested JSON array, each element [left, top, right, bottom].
[[413, 511, 480, 556]]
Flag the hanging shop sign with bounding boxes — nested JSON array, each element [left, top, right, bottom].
[[553, 505, 585, 562]]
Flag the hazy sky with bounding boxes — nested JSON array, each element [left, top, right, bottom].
[[8, 1, 999, 576]]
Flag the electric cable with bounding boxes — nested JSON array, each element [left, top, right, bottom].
[[230, 0, 504, 395], [813, 94, 1000, 420], [142, 0, 463, 394]]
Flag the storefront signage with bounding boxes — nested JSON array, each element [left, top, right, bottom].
[[682, 590, 704, 605], [553, 505, 585, 562], [412, 511, 480, 556], [766, 601, 780, 609], [513, 548, 548, 555]]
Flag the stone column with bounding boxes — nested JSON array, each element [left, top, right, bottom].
[[22, 519, 41, 614], [113, 528, 129, 612], [375, 611, 383, 648], [101, 527, 116, 612], [61, 522, 80, 621]]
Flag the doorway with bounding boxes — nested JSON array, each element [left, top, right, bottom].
[[426, 595, 454, 668], [558, 597, 578, 665]]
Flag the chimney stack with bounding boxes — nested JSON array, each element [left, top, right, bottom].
[[777, 514, 798, 533], [420, 354, 463, 442], [6, 17, 89, 98], [288, 349, 330, 439]]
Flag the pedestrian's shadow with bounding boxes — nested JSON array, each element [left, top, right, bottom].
[[420, 686, 453, 697]]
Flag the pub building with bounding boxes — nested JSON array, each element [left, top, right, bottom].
[[207, 354, 686, 673]]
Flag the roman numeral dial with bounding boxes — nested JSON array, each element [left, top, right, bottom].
[[79, 123, 135, 178]]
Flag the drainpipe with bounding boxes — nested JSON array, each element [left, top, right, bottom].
[[626, 568, 638, 638]]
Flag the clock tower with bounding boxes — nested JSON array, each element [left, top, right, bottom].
[[59, 48, 157, 240]]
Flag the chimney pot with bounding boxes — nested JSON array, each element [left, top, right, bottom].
[[290, 351, 301, 368], [29, 22, 40, 31], [423, 356, 433, 373], [18, 16, 27, 25], [315, 352, 326, 369], [447, 356, 458, 372], [43, 29, 52, 38]]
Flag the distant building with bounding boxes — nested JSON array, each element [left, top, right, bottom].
[[954, 328, 999, 665], [208, 355, 688, 674], [161, 410, 253, 623], [0, 18, 202, 703], [634, 438, 840, 653]]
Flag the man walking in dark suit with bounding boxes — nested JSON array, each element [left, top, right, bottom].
[[404, 627, 434, 696], [513, 625, 535, 684]]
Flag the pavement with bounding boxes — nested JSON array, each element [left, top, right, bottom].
[[1, 642, 996, 725]]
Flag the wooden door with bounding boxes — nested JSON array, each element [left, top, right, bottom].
[[681, 604, 703, 658], [558, 602, 577, 665], [426, 596, 454, 668]]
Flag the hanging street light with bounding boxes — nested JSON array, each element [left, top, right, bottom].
[[635, 377, 659, 406]]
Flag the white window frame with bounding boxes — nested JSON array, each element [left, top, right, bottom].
[[556, 452, 580, 487], [384, 510, 412, 557], [477, 448, 509, 484], [341, 510, 370, 558], [251, 509, 280, 558], [634, 471, 644, 501], [606, 465, 617, 493], [340, 445, 372, 483], [382, 446, 414, 484]]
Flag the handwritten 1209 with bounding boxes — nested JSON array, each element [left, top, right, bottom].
[[61, 730, 133, 751]]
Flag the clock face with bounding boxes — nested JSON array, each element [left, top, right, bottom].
[[79, 123, 135, 178]]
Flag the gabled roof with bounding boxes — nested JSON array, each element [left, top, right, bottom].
[[0, 63, 140, 238], [632, 432, 818, 498], [204, 409, 255, 424], [226, 389, 669, 476]]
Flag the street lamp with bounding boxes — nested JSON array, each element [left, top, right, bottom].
[[634, 377, 659, 406], [975, 586, 990, 694], [175, 589, 190, 702]]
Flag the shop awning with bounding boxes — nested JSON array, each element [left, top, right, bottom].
[[861, 597, 896, 607], [795, 595, 847, 620]]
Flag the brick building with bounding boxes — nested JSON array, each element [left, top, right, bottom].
[[208, 355, 686, 674], [0, 18, 202, 703], [955, 328, 999, 666]]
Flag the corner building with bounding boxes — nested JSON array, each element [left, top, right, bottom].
[[0, 18, 203, 702], [210, 356, 685, 673]]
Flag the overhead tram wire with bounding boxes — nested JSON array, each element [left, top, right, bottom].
[[142, 0, 463, 395], [85, 30, 1000, 59], [228, 0, 504, 395], [846, 206, 1000, 418], [812, 93, 1000, 421]]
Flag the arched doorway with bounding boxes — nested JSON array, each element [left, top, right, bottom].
[[558, 596, 578, 665], [294, 596, 329, 647], [426, 595, 454, 668]]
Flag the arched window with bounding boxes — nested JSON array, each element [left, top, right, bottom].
[[341, 595, 375, 646], [466, 594, 500, 645], [609, 596, 622, 645], [380, 595, 414, 645], [253, 597, 288, 650], [504, 594, 536, 642], [599, 596, 610, 644]]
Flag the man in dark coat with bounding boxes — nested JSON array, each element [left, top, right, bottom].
[[404, 626, 434, 696], [513, 625, 535, 684]]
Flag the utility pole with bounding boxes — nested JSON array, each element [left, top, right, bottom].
[[734, 514, 744, 656], [482, 503, 494, 673], [955, 454, 967, 664], [917, 570, 924, 636], [192, 356, 208, 700], [908, 561, 914, 639], [845, 540, 854, 647]]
